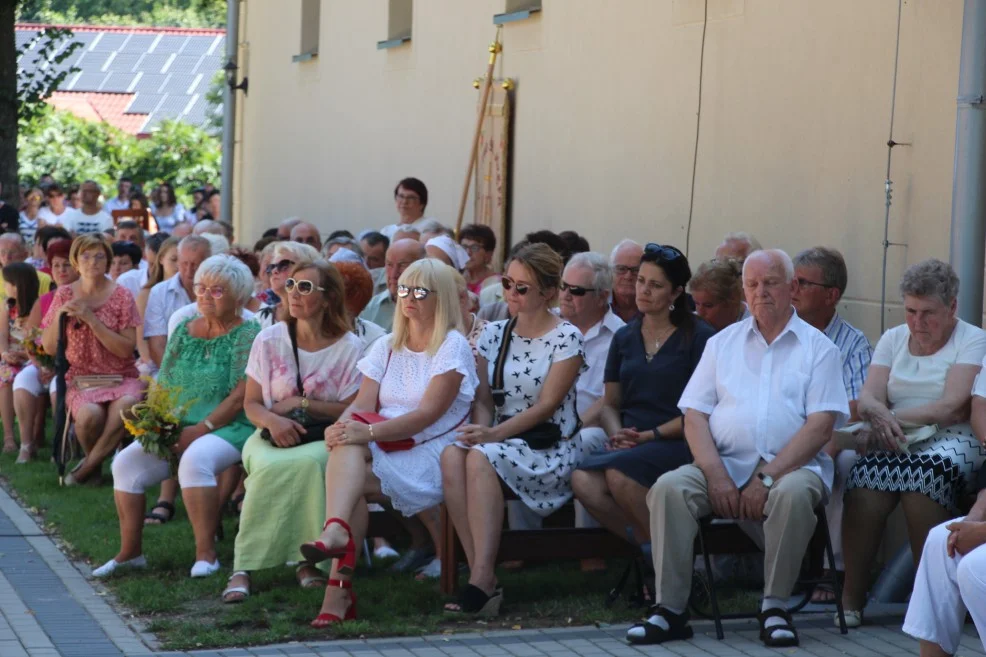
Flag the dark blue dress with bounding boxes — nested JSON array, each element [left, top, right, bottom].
[[577, 315, 713, 487]]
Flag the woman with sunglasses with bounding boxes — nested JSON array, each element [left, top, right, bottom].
[[257, 242, 320, 328], [442, 242, 586, 616], [40, 235, 146, 485], [572, 244, 713, 557], [302, 259, 478, 627], [223, 260, 364, 603], [95, 255, 260, 579]]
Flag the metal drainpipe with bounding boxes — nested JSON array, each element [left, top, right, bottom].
[[949, 0, 986, 326], [220, 0, 240, 225]]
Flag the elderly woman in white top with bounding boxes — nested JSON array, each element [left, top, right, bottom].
[[426, 235, 468, 272], [841, 259, 986, 627], [299, 259, 478, 628], [94, 256, 260, 579], [257, 241, 320, 328]]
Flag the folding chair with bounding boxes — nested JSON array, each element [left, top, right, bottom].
[[691, 505, 848, 639]]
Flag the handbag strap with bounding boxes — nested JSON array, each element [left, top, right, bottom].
[[287, 321, 305, 398], [491, 317, 517, 408]]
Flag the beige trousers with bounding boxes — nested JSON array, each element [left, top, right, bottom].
[[647, 462, 825, 610]]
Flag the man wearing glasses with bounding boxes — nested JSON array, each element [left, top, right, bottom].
[[144, 236, 212, 367], [791, 247, 872, 600], [359, 238, 425, 331], [609, 239, 644, 322], [289, 221, 323, 252]]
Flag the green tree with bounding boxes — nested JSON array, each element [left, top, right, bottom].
[[17, 0, 226, 28]]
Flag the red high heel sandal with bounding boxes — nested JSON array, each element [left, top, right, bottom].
[[310, 579, 357, 628], [300, 517, 356, 575]]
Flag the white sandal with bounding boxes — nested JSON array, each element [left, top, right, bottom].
[[222, 571, 250, 603], [835, 609, 862, 628], [295, 563, 326, 589]]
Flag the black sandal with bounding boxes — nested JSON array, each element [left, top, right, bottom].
[[144, 501, 176, 525], [443, 584, 503, 617], [758, 607, 800, 647], [625, 606, 693, 645]]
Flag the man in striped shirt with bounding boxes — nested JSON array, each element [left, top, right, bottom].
[[792, 247, 873, 600]]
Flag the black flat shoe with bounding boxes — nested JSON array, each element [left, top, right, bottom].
[[443, 584, 503, 617]]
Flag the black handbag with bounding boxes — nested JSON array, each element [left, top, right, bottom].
[[490, 317, 564, 451], [261, 322, 335, 446]]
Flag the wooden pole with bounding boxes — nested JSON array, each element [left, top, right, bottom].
[[455, 27, 502, 237]]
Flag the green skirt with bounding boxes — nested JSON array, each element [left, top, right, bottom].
[[233, 430, 329, 572]]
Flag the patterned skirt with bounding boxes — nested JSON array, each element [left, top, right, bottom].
[[845, 423, 985, 513]]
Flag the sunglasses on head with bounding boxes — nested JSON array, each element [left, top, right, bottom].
[[194, 283, 225, 299], [285, 278, 324, 295], [397, 284, 432, 300], [264, 259, 295, 275], [644, 243, 684, 263], [560, 282, 597, 297], [501, 277, 531, 296]]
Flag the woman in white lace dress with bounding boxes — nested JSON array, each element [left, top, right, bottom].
[[299, 259, 478, 628], [442, 243, 586, 616]]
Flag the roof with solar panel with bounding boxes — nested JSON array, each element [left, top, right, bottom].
[[15, 23, 225, 136]]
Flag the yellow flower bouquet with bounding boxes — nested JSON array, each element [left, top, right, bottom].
[[120, 377, 193, 475], [20, 328, 55, 370]]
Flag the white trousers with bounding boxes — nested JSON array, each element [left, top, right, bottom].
[[902, 518, 986, 654], [12, 365, 57, 397], [824, 449, 858, 570], [112, 433, 240, 494]]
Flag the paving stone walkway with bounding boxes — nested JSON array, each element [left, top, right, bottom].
[[0, 482, 982, 657]]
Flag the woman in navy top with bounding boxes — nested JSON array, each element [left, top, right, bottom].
[[572, 243, 713, 550]]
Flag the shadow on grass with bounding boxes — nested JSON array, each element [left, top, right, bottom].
[[0, 447, 761, 650]]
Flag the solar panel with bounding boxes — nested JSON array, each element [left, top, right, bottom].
[[15, 31, 36, 50], [100, 71, 138, 93], [180, 36, 214, 56], [153, 35, 188, 54], [120, 33, 157, 53], [194, 55, 222, 76], [156, 94, 191, 114], [106, 52, 142, 73], [75, 50, 112, 71], [125, 93, 164, 114], [211, 37, 226, 55], [136, 53, 171, 75], [68, 70, 110, 92], [165, 55, 201, 76], [133, 73, 167, 94], [161, 73, 197, 95], [91, 32, 129, 52]]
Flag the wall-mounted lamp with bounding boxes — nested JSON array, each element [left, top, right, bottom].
[[223, 59, 249, 94]]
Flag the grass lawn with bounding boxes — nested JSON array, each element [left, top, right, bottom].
[[0, 445, 758, 651]]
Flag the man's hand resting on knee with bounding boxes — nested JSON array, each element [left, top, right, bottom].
[[708, 473, 741, 519]]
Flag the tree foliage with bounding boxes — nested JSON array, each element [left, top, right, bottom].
[[18, 106, 221, 205], [16, 26, 80, 122], [16, 0, 226, 28]]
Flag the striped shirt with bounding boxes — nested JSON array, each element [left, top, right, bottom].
[[823, 312, 872, 401]]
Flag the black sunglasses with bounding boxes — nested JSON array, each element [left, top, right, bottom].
[[264, 258, 295, 276], [501, 277, 530, 296], [397, 284, 432, 300], [560, 282, 597, 297], [644, 243, 684, 262]]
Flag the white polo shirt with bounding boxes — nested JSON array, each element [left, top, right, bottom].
[[678, 309, 849, 492], [574, 309, 625, 417], [143, 275, 191, 338]]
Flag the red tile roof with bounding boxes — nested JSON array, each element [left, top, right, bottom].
[[15, 22, 225, 36], [47, 92, 150, 136]]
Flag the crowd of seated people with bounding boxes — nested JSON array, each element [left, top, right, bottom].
[[1, 173, 985, 654]]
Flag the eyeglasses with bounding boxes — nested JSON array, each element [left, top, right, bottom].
[[264, 259, 295, 275], [460, 243, 485, 254], [397, 284, 432, 300], [285, 278, 325, 295], [613, 265, 640, 277], [644, 243, 684, 263], [501, 277, 531, 296], [796, 277, 836, 290], [560, 282, 597, 297], [78, 252, 107, 264], [395, 192, 421, 203], [194, 284, 225, 299]]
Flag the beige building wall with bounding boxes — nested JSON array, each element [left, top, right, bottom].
[[234, 0, 964, 342]]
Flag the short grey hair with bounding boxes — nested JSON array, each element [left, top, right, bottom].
[[793, 247, 848, 296], [566, 251, 614, 298], [393, 226, 421, 238], [742, 248, 794, 282], [609, 239, 642, 264], [899, 258, 959, 306], [179, 234, 212, 257], [723, 231, 762, 252], [416, 218, 452, 237], [201, 233, 230, 255], [0, 233, 26, 249], [195, 254, 255, 306], [324, 236, 364, 259]]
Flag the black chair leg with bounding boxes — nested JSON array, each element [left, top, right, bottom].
[[817, 508, 848, 634], [606, 560, 633, 608], [697, 524, 724, 640]]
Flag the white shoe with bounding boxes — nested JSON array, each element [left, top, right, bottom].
[[415, 557, 441, 579], [374, 545, 400, 559], [92, 556, 147, 578], [190, 559, 220, 578], [835, 609, 863, 628]]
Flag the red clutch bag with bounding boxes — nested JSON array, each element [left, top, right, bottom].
[[351, 411, 415, 453]]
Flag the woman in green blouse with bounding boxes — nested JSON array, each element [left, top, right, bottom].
[[93, 255, 260, 580]]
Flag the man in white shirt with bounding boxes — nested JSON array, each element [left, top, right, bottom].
[[143, 235, 212, 366], [61, 181, 113, 235], [379, 177, 430, 239], [37, 184, 73, 226], [103, 177, 132, 214], [628, 249, 849, 648], [359, 238, 425, 331]]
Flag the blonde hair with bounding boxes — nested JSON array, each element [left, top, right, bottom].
[[391, 259, 463, 355], [689, 258, 743, 302], [69, 234, 112, 271], [272, 241, 320, 264]]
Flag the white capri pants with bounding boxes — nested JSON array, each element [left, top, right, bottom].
[[902, 518, 986, 654], [12, 365, 57, 397], [112, 433, 241, 494]]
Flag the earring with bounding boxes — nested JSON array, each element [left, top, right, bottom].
[[669, 303, 675, 312]]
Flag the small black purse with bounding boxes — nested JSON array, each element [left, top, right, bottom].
[[261, 323, 335, 447]]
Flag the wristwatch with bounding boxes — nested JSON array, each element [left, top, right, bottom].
[[757, 472, 775, 489], [300, 397, 310, 411]]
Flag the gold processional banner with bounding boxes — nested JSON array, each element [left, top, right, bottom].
[[474, 82, 511, 270]]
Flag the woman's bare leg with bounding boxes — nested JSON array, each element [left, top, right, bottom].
[[183, 485, 221, 564], [464, 449, 504, 595], [841, 488, 899, 610], [572, 469, 634, 541], [13, 389, 37, 456], [77, 396, 137, 481], [112, 490, 145, 562], [440, 446, 475, 567], [607, 469, 652, 543]]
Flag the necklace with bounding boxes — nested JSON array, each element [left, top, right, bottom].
[[643, 325, 675, 363]]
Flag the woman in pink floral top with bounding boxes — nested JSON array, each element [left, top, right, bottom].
[[41, 235, 145, 485]]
